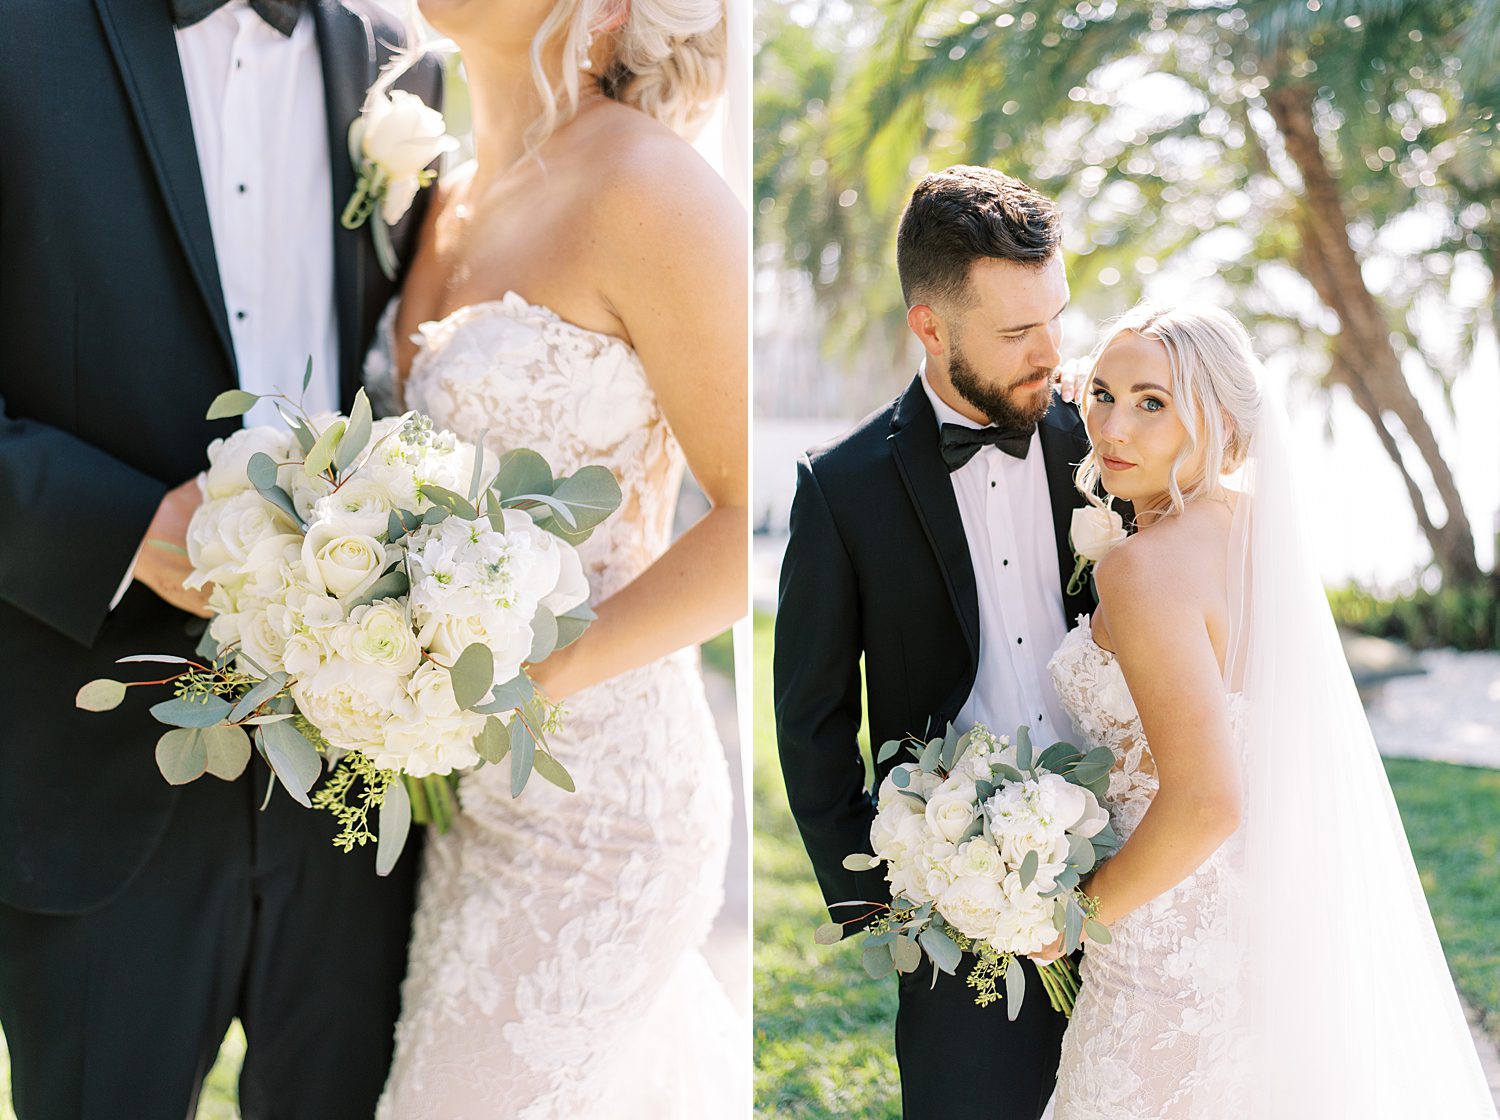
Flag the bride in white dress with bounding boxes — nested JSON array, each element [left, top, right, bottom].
[[364, 0, 747, 1115], [1039, 304, 1496, 1118]]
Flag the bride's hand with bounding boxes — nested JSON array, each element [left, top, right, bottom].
[[1030, 932, 1066, 964], [1055, 358, 1089, 404]]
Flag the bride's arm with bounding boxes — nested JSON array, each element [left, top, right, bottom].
[[525, 137, 748, 702], [1080, 533, 1241, 928]]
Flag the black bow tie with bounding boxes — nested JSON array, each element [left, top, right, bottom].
[[172, 0, 303, 37], [939, 422, 1034, 471]]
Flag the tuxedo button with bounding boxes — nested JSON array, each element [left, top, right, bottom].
[[236, 311, 247, 321], [1016, 637, 1023, 645], [237, 184, 247, 194], [1003, 559, 1009, 566]]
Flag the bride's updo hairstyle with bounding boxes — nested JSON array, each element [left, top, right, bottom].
[[1076, 302, 1264, 519], [533, 0, 726, 151]]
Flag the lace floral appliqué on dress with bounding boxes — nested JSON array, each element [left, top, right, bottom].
[[1046, 615, 1248, 1120], [369, 293, 741, 1119]]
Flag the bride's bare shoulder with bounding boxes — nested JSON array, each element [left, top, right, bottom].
[[1094, 502, 1234, 628]]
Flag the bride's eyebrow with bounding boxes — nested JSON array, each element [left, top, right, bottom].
[[1132, 382, 1170, 394]]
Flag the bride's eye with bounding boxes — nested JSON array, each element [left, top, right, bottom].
[[1140, 397, 1166, 413], [1091, 386, 1114, 404]]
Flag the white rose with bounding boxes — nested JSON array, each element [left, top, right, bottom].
[[238, 607, 289, 677], [936, 876, 1008, 943], [186, 490, 298, 588], [343, 601, 421, 675], [360, 90, 458, 180], [380, 176, 420, 226], [1071, 504, 1128, 563], [871, 810, 929, 871], [203, 425, 295, 500], [925, 785, 979, 844], [301, 522, 389, 600]]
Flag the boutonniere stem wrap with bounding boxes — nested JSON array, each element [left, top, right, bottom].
[[341, 89, 458, 280], [1067, 504, 1128, 595]]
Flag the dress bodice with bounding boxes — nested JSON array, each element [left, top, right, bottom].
[[364, 292, 685, 603]]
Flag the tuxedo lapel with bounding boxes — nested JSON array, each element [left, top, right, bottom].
[[888, 377, 981, 668], [93, 0, 235, 375], [1039, 399, 1095, 624], [313, 0, 376, 409]]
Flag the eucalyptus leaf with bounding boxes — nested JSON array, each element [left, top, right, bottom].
[[553, 602, 595, 651], [254, 483, 303, 527], [302, 355, 314, 395], [206, 389, 260, 421], [334, 389, 372, 472], [1015, 725, 1033, 772], [150, 694, 232, 729], [918, 927, 963, 974], [1019, 848, 1040, 890], [1085, 918, 1113, 945], [385, 511, 408, 544], [376, 777, 411, 877], [1063, 897, 1085, 953], [546, 466, 622, 531], [891, 933, 924, 973], [228, 671, 289, 724], [76, 679, 127, 711], [918, 735, 942, 773], [117, 654, 194, 665], [865, 927, 896, 946], [993, 763, 1025, 783], [146, 539, 188, 556], [155, 728, 208, 784], [345, 569, 411, 611], [528, 607, 558, 664], [202, 724, 252, 780], [532, 750, 575, 793], [841, 853, 881, 872], [449, 643, 495, 711], [862, 941, 895, 980], [493, 449, 553, 502], [897, 789, 927, 808], [814, 922, 843, 946], [958, 815, 985, 843], [511, 492, 580, 529], [422, 485, 479, 521], [876, 739, 902, 764], [473, 715, 510, 765], [467, 428, 490, 503], [195, 629, 222, 662], [1004, 957, 1028, 1021], [509, 717, 537, 798], [890, 766, 910, 789], [1037, 742, 1082, 773], [422, 505, 450, 526], [1067, 832, 1097, 875], [940, 723, 961, 770], [258, 720, 322, 808], [247, 452, 280, 491], [303, 419, 346, 478], [473, 673, 535, 715]]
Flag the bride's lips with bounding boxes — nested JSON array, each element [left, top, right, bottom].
[[1100, 454, 1135, 471]]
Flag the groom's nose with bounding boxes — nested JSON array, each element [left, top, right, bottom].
[[1030, 320, 1062, 371]]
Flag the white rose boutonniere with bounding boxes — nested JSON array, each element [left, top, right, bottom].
[[341, 89, 459, 279], [1066, 504, 1128, 595]]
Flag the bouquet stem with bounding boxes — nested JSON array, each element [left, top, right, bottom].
[[403, 774, 459, 833], [1037, 959, 1081, 1016]]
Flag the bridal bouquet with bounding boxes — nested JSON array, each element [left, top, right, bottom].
[[818, 724, 1120, 1017], [77, 377, 620, 874]]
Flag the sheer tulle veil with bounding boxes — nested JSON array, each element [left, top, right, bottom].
[[1225, 381, 1496, 1117]]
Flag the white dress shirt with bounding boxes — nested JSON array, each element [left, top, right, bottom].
[[919, 363, 1072, 743], [114, 2, 341, 608]]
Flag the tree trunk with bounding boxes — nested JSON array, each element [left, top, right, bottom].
[[1264, 79, 1483, 586]]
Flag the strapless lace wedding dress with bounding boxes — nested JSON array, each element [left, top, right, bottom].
[[366, 293, 742, 1118], [1046, 615, 1249, 1119]]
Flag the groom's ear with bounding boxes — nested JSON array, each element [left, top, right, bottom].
[[907, 304, 946, 359]]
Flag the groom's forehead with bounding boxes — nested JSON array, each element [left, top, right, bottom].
[[965, 254, 1070, 328]]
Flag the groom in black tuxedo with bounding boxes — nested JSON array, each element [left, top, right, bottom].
[[0, 1, 440, 1116], [775, 167, 1098, 1119]]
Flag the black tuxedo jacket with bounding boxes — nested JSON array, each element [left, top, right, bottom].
[[774, 376, 1098, 918], [0, 0, 441, 914]]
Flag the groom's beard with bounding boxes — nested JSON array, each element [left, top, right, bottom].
[[949, 339, 1054, 430]]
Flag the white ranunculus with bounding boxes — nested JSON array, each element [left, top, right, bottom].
[[270, 587, 345, 676], [919, 838, 960, 899], [203, 425, 295, 500], [924, 784, 978, 844], [950, 837, 1006, 880], [300, 522, 389, 600], [343, 600, 421, 675], [291, 656, 403, 751], [361, 90, 457, 180], [871, 810, 929, 870], [186, 490, 298, 588], [312, 478, 399, 540], [936, 875, 1009, 943], [1071, 504, 1128, 563], [238, 606, 288, 676]]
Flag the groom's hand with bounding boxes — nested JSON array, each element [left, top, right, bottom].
[[134, 478, 212, 618]]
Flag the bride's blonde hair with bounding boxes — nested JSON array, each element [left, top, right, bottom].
[[382, 0, 724, 162], [1075, 302, 1263, 519]]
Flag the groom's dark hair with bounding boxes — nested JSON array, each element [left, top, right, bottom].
[[896, 166, 1061, 310]]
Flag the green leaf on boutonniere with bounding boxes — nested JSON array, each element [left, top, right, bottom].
[[206, 389, 260, 421]]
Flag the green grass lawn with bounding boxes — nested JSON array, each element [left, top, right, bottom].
[[753, 609, 1500, 1117]]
